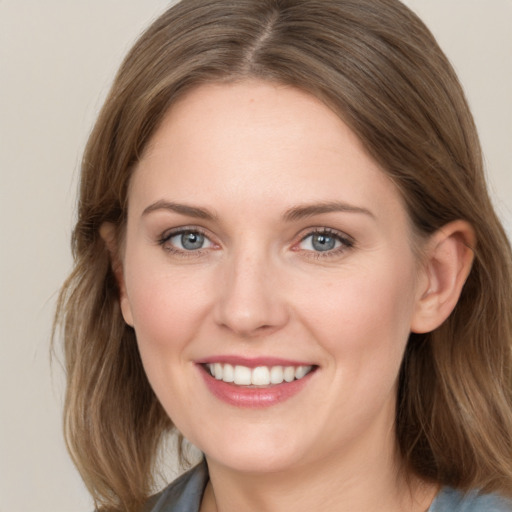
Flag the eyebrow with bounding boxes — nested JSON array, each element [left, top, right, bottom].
[[142, 200, 217, 220], [142, 199, 374, 222], [283, 201, 374, 222]]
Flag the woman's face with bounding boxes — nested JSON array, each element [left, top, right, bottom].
[[119, 80, 427, 474]]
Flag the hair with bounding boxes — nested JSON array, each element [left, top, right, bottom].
[[54, 0, 512, 510]]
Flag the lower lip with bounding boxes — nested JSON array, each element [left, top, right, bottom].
[[198, 366, 315, 408]]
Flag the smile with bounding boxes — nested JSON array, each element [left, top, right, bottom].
[[198, 359, 317, 408], [205, 363, 314, 386]]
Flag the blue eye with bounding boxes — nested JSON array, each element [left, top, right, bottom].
[[298, 230, 351, 253], [164, 230, 213, 251]]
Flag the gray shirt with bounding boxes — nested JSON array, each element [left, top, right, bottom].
[[146, 461, 512, 512]]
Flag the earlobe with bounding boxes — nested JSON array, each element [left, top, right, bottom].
[[99, 222, 134, 327], [411, 220, 476, 334], [119, 294, 134, 328]]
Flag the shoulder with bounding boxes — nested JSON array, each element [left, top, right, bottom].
[[430, 487, 512, 512], [143, 460, 209, 512]]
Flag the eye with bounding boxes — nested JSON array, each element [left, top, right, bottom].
[[160, 229, 214, 252], [297, 229, 353, 254]]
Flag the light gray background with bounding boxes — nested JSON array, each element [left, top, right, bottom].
[[1, 1, 510, 511]]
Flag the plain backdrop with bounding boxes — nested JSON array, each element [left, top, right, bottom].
[[0, 1, 510, 511]]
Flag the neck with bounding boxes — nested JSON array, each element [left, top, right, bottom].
[[200, 435, 437, 512]]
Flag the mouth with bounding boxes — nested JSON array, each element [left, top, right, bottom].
[[196, 356, 318, 407], [195, 355, 319, 409], [203, 363, 315, 387]]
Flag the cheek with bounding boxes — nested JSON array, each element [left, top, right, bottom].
[[124, 267, 212, 414], [299, 262, 417, 368], [124, 261, 211, 357]]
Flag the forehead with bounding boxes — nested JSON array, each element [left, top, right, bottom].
[[145, 80, 365, 157], [129, 80, 407, 227]]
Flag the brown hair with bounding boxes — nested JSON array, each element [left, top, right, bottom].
[[55, 0, 512, 510]]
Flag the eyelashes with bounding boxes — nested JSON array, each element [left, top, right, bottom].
[[157, 226, 354, 259], [161, 229, 213, 251], [157, 227, 215, 257], [296, 228, 354, 257]]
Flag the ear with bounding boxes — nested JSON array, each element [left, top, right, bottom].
[[411, 220, 476, 334], [99, 222, 134, 327]]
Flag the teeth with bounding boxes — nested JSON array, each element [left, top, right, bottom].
[[251, 366, 270, 386], [222, 363, 234, 382], [270, 366, 284, 384], [206, 363, 313, 386], [234, 365, 251, 385], [295, 366, 309, 379], [283, 366, 295, 382]]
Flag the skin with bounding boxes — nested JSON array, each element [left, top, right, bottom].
[[108, 80, 474, 512]]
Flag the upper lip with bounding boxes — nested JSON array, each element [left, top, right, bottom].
[[194, 355, 315, 368]]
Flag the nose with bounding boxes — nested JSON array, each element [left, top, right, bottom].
[[213, 250, 290, 337]]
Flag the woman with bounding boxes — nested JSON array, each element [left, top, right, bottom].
[[55, 0, 512, 511]]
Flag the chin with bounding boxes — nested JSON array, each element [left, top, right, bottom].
[[197, 429, 310, 475], [207, 449, 302, 474]]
